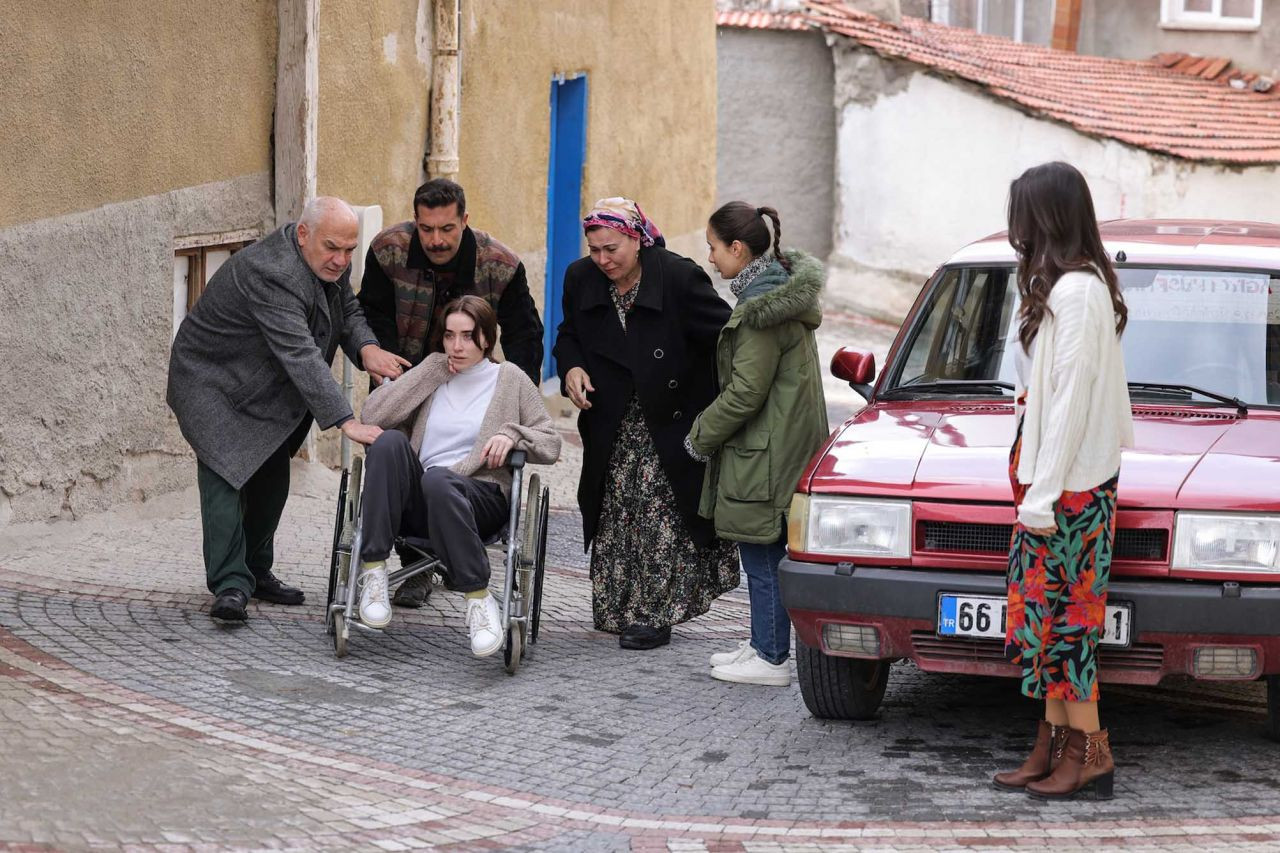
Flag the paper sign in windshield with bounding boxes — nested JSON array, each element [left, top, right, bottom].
[[1125, 271, 1272, 325]]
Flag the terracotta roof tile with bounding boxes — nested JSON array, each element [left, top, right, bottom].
[[715, 9, 812, 31], [796, 0, 1280, 164]]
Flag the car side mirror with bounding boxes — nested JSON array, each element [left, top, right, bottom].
[[831, 347, 876, 399]]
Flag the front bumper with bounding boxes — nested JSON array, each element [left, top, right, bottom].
[[780, 558, 1280, 684]]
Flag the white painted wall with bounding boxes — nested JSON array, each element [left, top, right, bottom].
[[831, 58, 1280, 319]]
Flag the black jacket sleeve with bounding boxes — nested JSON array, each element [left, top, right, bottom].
[[356, 246, 399, 354], [496, 262, 544, 384], [552, 265, 585, 393], [679, 259, 732, 351]]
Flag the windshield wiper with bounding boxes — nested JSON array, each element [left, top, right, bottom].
[[1128, 381, 1248, 417], [880, 379, 1014, 399]]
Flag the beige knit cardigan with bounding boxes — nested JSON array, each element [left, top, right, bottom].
[[360, 353, 561, 495], [1015, 271, 1134, 529]]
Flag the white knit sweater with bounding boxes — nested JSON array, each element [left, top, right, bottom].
[[1015, 270, 1134, 529]]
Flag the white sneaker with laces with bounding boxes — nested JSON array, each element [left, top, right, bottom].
[[465, 594, 503, 657], [358, 563, 391, 628], [709, 638, 754, 668], [711, 650, 791, 686]]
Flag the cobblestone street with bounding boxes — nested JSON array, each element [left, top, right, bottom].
[[4, 311, 1280, 851]]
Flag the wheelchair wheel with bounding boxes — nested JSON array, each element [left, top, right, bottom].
[[325, 468, 350, 635], [530, 487, 550, 645], [333, 617, 349, 658], [503, 619, 523, 675], [520, 474, 541, 568], [331, 457, 362, 658]]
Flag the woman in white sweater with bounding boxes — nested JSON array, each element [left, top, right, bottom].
[[355, 296, 560, 656], [992, 162, 1133, 801]]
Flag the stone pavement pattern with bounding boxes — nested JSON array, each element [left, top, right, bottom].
[[4, 311, 1280, 851]]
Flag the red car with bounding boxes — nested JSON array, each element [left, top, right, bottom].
[[783, 219, 1280, 738]]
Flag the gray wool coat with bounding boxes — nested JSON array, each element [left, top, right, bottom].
[[166, 223, 378, 489]]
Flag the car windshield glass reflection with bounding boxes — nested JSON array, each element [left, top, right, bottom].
[[888, 265, 1280, 406]]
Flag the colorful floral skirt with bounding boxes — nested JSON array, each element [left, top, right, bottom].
[[1005, 418, 1119, 702], [590, 397, 740, 633]]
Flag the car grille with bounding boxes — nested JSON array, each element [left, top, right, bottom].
[[920, 521, 1168, 561], [910, 632, 1164, 672]]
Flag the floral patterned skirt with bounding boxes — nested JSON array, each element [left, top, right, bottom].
[[1005, 417, 1119, 702], [591, 398, 740, 633]]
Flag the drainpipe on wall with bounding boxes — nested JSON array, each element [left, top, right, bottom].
[[426, 0, 460, 180]]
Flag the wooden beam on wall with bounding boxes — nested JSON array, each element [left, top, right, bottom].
[[274, 0, 318, 225], [1051, 0, 1082, 52]]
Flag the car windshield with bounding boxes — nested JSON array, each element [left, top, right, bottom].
[[887, 265, 1280, 406]]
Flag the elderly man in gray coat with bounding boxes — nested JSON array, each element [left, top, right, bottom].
[[167, 197, 409, 623]]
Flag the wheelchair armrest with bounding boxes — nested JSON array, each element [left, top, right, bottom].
[[508, 450, 527, 470]]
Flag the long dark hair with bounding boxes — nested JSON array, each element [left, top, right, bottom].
[[1007, 162, 1126, 351], [708, 201, 791, 271]]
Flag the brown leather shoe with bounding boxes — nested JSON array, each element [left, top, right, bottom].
[[992, 720, 1069, 791], [1026, 728, 1115, 800]]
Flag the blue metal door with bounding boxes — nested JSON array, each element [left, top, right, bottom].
[[544, 74, 588, 381]]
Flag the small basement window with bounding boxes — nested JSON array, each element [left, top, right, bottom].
[[1161, 0, 1261, 31], [172, 232, 257, 338]]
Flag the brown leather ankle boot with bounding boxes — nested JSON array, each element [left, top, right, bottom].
[[1026, 728, 1115, 800], [992, 720, 1069, 791]]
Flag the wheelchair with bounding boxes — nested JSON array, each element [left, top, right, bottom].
[[324, 450, 550, 674]]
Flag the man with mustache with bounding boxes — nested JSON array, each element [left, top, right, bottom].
[[358, 178, 544, 608]]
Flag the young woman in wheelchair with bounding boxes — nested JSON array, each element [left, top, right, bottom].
[[356, 295, 561, 655]]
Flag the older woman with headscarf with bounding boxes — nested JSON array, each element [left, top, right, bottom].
[[553, 198, 739, 650]]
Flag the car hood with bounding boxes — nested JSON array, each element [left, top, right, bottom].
[[807, 404, 1280, 510]]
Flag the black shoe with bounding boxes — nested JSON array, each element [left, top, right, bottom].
[[619, 624, 671, 650], [210, 589, 249, 623], [391, 571, 433, 608], [251, 571, 305, 605]]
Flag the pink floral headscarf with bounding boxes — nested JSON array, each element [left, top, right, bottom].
[[582, 197, 664, 248]]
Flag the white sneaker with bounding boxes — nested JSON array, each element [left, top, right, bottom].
[[465, 594, 503, 657], [358, 563, 391, 628], [709, 638, 754, 668], [711, 651, 791, 686]]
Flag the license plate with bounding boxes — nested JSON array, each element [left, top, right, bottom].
[[937, 594, 1131, 647]]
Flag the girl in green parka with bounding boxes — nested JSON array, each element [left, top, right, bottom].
[[686, 202, 830, 686]]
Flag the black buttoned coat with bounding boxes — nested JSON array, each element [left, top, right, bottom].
[[553, 246, 731, 549]]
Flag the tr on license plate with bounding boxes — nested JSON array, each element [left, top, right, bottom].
[[937, 594, 1131, 647]]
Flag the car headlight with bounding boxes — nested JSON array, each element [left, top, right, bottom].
[[1173, 512, 1280, 573], [789, 494, 911, 559]]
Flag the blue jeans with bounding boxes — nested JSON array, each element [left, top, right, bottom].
[[740, 531, 791, 665]]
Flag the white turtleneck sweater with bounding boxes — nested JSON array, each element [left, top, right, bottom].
[[418, 359, 501, 469]]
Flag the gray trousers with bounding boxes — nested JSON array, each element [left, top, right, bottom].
[[359, 431, 508, 593]]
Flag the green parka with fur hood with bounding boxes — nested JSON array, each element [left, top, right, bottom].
[[688, 250, 829, 543]]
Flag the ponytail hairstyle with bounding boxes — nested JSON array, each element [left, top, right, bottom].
[[708, 201, 791, 271], [1007, 161, 1126, 352]]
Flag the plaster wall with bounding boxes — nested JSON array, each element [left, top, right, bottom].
[[832, 58, 1280, 321], [1079, 0, 1280, 76], [0, 176, 275, 525], [717, 28, 836, 259], [316, 0, 434, 221], [455, 0, 718, 312], [0, 0, 275, 229]]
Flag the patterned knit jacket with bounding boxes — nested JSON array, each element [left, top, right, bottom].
[[368, 223, 521, 363]]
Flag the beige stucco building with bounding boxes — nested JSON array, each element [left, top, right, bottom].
[[0, 0, 716, 526]]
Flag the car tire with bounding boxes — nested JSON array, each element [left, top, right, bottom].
[[795, 634, 889, 721], [1267, 675, 1280, 742]]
